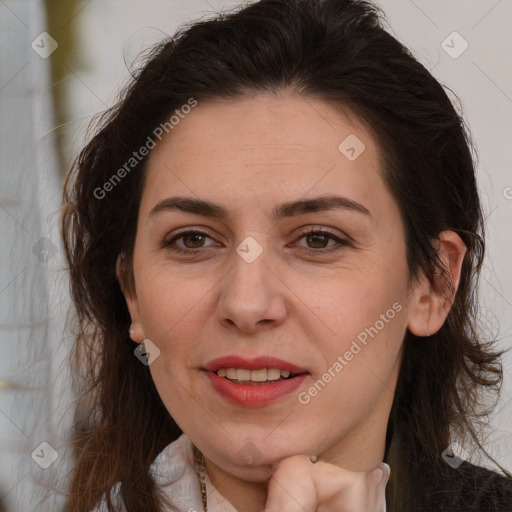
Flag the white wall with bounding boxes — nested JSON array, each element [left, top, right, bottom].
[[0, 1, 73, 510]]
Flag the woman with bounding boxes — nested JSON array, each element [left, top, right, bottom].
[[61, 0, 512, 510]]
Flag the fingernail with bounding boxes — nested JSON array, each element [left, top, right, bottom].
[[372, 462, 390, 485], [380, 463, 391, 484]]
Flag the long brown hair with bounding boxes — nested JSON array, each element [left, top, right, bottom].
[[61, 1, 510, 510]]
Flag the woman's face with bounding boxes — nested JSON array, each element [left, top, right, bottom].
[[124, 93, 417, 481]]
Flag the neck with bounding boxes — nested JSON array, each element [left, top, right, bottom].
[[205, 458, 269, 512]]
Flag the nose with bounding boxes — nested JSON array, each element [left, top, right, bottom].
[[216, 248, 288, 334]]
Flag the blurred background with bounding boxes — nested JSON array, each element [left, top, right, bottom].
[[0, 0, 511, 510]]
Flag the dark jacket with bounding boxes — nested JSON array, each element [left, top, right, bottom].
[[410, 461, 512, 511]]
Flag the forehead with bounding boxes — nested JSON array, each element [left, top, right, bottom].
[[141, 93, 388, 220]]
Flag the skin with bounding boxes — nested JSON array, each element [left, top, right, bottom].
[[119, 93, 466, 511]]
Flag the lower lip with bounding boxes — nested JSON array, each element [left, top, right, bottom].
[[203, 371, 309, 407]]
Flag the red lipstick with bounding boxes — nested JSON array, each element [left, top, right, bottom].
[[203, 355, 308, 374], [202, 355, 310, 407]]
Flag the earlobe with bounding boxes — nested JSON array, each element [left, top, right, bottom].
[[116, 254, 146, 343], [128, 323, 145, 343], [407, 230, 467, 337]]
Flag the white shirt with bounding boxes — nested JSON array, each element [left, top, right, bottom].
[[93, 433, 239, 512]]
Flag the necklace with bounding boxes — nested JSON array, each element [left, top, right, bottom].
[[192, 444, 208, 511]]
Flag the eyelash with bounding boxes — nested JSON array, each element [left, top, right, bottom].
[[162, 228, 350, 256]]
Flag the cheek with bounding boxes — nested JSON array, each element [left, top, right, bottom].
[[297, 274, 405, 392], [299, 270, 402, 339], [297, 307, 404, 437], [136, 264, 215, 343]]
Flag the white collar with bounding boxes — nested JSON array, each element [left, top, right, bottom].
[[151, 433, 239, 512], [93, 434, 240, 512]]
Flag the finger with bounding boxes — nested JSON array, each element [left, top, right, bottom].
[[265, 455, 317, 512], [265, 455, 390, 512], [373, 463, 390, 512], [310, 461, 390, 512]]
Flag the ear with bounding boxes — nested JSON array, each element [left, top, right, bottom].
[[116, 254, 145, 343], [407, 230, 467, 337]]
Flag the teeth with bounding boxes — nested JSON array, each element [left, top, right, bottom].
[[216, 368, 296, 382], [226, 368, 237, 379], [251, 369, 268, 382], [267, 368, 281, 381], [237, 369, 251, 381]]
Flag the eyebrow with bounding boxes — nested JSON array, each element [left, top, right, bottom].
[[149, 195, 371, 220], [149, 196, 371, 220]]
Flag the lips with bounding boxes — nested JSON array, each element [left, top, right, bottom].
[[203, 355, 309, 374], [202, 355, 310, 407]]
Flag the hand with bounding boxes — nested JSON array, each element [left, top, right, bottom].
[[265, 455, 390, 512]]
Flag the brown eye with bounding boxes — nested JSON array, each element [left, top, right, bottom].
[[182, 233, 207, 248], [294, 229, 349, 254], [163, 230, 219, 254], [306, 233, 330, 249]]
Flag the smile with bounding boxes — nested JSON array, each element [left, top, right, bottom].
[[216, 367, 297, 383]]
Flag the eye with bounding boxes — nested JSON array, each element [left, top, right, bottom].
[[163, 230, 219, 253], [294, 228, 349, 253], [162, 228, 349, 256]]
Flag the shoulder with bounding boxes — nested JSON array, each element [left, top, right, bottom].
[[418, 461, 512, 512], [89, 482, 125, 512], [457, 462, 512, 511], [150, 432, 195, 480], [90, 434, 203, 512]]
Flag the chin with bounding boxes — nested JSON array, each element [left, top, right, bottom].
[[228, 462, 275, 483]]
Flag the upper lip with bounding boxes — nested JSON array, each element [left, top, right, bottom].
[[203, 355, 309, 374]]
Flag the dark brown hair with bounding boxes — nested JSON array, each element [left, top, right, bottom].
[[61, 0, 510, 510]]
